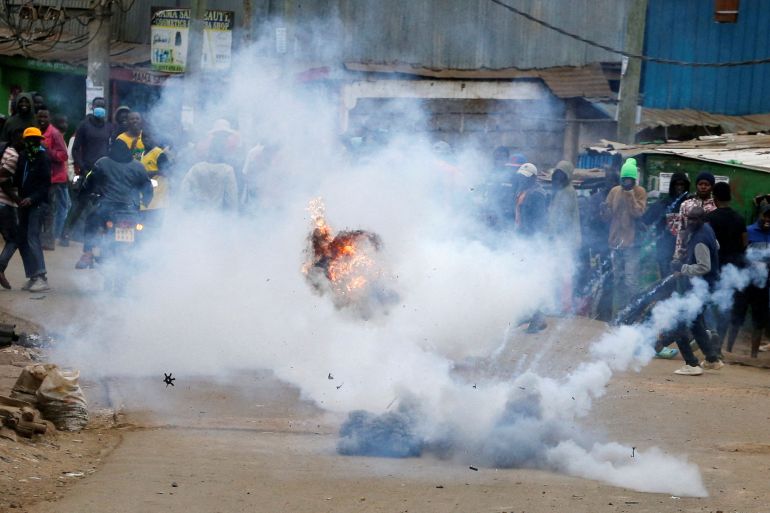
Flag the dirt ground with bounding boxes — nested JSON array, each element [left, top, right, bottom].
[[0, 245, 769, 512]]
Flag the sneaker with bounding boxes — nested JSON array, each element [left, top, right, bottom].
[[20, 279, 34, 291], [674, 364, 704, 376], [28, 277, 50, 293], [75, 252, 94, 269], [759, 343, 770, 352], [655, 347, 679, 359], [0, 271, 10, 290], [700, 359, 725, 370]]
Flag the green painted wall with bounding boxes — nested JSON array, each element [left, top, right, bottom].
[[643, 154, 770, 224]]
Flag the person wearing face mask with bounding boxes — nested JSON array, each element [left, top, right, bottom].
[[71, 98, 112, 176], [64, 98, 113, 247], [670, 206, 724, 375], [13, 127, 51, 292], [642, 172, 690, 279], [671, 171, 717, 266], [600, 157, 647, 312]]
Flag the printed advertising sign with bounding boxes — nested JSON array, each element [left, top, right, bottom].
[[150, 8, 234, 73]]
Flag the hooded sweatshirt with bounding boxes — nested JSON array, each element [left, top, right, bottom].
[[547, 160, 581, 248], [0, 93, 37, 143], [642, 171, 690, 259], [72, 114, 112, 173]]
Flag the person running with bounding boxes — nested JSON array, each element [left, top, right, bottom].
[[14, 127, 51, 292]]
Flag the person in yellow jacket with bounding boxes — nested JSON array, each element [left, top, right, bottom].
[[115, 112, 145, 162], [140, 146, 171, 212]]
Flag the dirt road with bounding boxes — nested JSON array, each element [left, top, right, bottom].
[[1, 244, 769, 512]]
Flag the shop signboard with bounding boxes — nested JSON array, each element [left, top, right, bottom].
[[150, 8, 233, 73]]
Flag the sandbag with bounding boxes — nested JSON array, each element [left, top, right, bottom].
[[36, 366, 89, 431], [10, 364, 51, 405]]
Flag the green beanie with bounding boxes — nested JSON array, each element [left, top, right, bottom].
[[620, 158, 638, 180]]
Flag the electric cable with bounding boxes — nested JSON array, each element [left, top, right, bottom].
[[489, 0, 770, 67]]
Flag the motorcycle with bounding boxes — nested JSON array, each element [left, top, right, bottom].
[[99, 209, 145, 293]]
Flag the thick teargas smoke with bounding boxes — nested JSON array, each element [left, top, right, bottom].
[[51, 41, 769, 499]]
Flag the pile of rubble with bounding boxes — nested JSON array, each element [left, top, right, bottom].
[[1, 363, 89, 442]]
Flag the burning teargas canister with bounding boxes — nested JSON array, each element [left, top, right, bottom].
[[303, 198, 398, 318]]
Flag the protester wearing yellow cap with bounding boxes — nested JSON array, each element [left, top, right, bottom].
[[14, 122, 52, 292]]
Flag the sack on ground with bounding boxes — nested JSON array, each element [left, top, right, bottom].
[[10, 364, 51, 405], [36, 366, 89, 431]]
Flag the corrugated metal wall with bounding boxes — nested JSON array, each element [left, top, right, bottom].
[[642, 0, 770, 115], [335, 0, 629, 69], [108, 0, 630, 68]]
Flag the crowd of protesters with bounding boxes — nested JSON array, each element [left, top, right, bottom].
[[0, 91, 768, 373], [479, 145, 770, 374]]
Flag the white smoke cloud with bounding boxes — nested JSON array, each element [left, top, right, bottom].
[[47, 29, 745, 499]]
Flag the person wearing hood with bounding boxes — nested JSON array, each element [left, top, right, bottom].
[[547, 160, 581, 312], [642, 171, 690, 277], [670, 206, 724, 375], [13, 127, 51, 292], [547, 160, 581, 248], [63, 97, 113, 247], [672, 170, 717, 265], [0, 93, 37, 143], [76, 139, 153, 269], [601, 157, 647, 311]]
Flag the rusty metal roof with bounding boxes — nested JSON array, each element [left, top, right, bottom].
[[590, 102, 770, 133], [639, 108, 770, 133], [587, 134, 770, 173], [344, 62, 614, 99]]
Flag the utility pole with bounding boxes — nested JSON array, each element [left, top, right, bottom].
[[87, 0, 111, 108], [186, 0, 207, 79], [183, 0, 207, 124], [243, 0, 253, 44], [616, 0, 648, 144]]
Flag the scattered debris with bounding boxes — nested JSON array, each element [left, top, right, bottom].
[[632, 446, 636, 458], [0, 395, 48, 439], [336, 383, 344, 390], [171, 482, 178, 487], [62, 472, 84, 478], [435, 485, 444, 489], [469, 466, 479, 471], [163, 373, 176, 387], [327, 373, 334, 380], [0, 323, 19, 347]]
